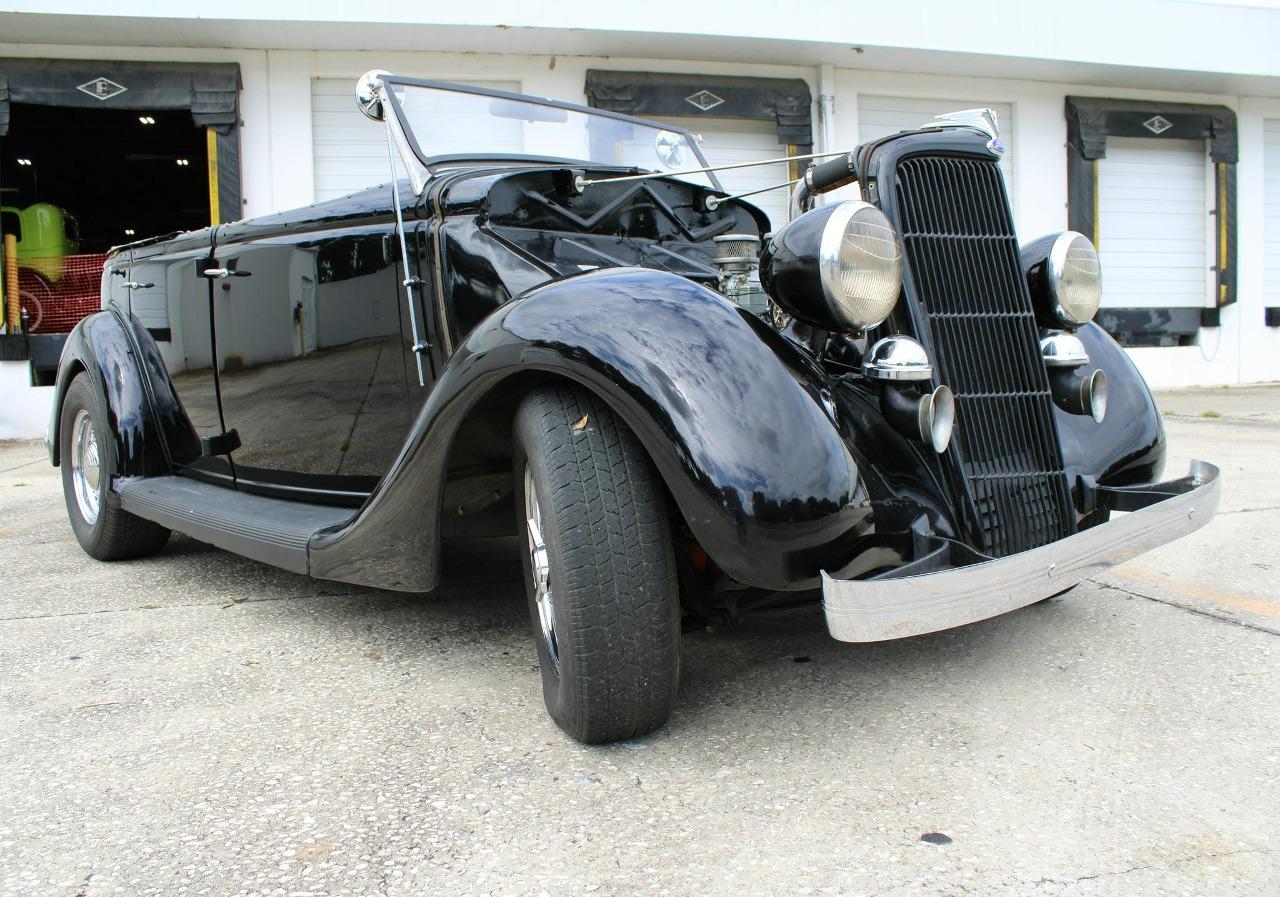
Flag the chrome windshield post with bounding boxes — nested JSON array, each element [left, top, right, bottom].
[[359, 70, 432, 386]]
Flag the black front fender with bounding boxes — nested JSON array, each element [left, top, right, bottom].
[[1055, 322, 1166, 491], [309, 268, 873, 592]]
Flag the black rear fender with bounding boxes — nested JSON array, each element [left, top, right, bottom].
[[48, 310, 198, 478]]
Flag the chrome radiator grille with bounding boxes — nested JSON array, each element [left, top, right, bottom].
[[891, 154, 1075, 557]]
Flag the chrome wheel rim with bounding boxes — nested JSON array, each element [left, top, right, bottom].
[[70, 409, 102, 525], [524, 464, 559, 674]]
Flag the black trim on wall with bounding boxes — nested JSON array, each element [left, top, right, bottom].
[[1265, 307, 1280, 328], [1067, 96, 1237, 163], [1096, 307, 1204, 348], [1065, 96, 1239, 346], [215, 127, 241, 224], [584, 70, 813, 152], [0, 58, 240, 135]]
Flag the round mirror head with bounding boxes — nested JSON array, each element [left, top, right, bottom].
[[654, 130, 688, 169], [356, 70, 392, 122]]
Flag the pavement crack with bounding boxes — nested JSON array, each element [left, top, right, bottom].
[[1033, 846, 1276, 887], [0, 456, 48, 474], [1218, 504, 1280, 515], [0, 591, 365, 622], [1095, 580, 1280, 636], [70, 870, 92, 897]]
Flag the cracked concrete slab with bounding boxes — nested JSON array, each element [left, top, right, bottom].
[[0, 386, 1277, 897]]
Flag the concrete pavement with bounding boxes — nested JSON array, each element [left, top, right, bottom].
[[0, 385, 1276, 897]]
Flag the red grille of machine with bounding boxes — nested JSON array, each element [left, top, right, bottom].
[[11, 253, 108, 334]]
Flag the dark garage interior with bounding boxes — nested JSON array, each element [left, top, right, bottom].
[[1, 59, 239, 382], [1, 102, 211, 252]]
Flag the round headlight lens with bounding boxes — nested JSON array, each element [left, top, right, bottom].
[[1048, 232, 1102, 325], [818, 201, 903, 330]]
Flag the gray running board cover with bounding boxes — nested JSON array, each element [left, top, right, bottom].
[[118, 476, 353, 574]]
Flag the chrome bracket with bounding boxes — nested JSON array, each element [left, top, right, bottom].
[[387, 120, 429, 387]]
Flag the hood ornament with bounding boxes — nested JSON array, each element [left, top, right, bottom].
[[926, 108, 1004, 154]]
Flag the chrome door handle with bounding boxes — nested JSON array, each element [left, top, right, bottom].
[[122, 281, 154, 290], [201, 268, 252, 279]]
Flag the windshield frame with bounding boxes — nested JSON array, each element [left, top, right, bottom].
[[380, 76, 723, 191]]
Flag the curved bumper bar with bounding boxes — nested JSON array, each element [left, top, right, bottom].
[[821, 460, 1221, 642]]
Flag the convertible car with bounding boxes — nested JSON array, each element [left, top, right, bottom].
[[49, 73, 1219, 743]]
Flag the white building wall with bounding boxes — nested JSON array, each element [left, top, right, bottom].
[[1, 37, 1277, 400], [1238, 97, 1280, 386]]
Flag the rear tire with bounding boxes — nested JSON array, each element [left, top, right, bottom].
[[59, 373, 171, 560], [513, 383, 680, 744]]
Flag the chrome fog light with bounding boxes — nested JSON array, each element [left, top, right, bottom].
[[863, 335, 933, 381], [1040, 331, 1089, 368]]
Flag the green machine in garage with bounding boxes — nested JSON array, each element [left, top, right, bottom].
[[1, 202, 81, 283]]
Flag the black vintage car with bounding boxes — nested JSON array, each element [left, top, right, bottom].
[[49, 74, 1219, 743]]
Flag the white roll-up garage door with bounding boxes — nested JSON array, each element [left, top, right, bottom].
[[1265, 120, 1280, 309], [1096, 137, 1209, 310], [311, 79, 520, 202], [857, 95, 1015, 210]]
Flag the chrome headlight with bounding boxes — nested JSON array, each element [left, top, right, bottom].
[[1022, 231, 1102, 328], [760, 200, 903, 332], [1048, 232, 1102, 325]]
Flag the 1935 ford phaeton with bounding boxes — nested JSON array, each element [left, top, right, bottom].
[[49, 73, 1220, 742]]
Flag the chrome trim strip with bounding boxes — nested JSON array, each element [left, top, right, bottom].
[[821, 461, 1220, 643]]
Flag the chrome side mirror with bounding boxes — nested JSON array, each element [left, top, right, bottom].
[[355, 69, 392, 122]]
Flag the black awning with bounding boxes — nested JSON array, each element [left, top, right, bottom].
[[1066, 95, 1237, 163], [585, 70, 813, 149], [0, 58, 241, 137]]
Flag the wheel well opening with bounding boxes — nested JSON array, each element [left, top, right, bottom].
[[438, 371, 693, 552]]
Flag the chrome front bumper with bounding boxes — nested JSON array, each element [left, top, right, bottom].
[[821, 460, 1220, 643]]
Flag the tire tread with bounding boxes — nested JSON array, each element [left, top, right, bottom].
[[516, 383, 679, 743]]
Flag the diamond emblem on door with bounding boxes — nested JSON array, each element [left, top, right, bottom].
[[76, 77, 128, 101], [685, 90, 725, 112], [1143, 115, 1173, 135]]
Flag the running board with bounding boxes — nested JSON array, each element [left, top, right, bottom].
[[118, 476, 354, 574]]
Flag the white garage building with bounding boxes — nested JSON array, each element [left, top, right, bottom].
[[1, 0, 1279, 439]]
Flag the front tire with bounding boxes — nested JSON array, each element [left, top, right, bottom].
[[513, 383, 680, 744], [59, 373, 171, 560]]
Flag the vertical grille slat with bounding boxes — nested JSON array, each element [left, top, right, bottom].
[[892, 154, 1075, 557]]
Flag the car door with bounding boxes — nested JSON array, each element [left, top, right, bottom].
[[209, 213, 414, 502], [127, 233, 234, 484]]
